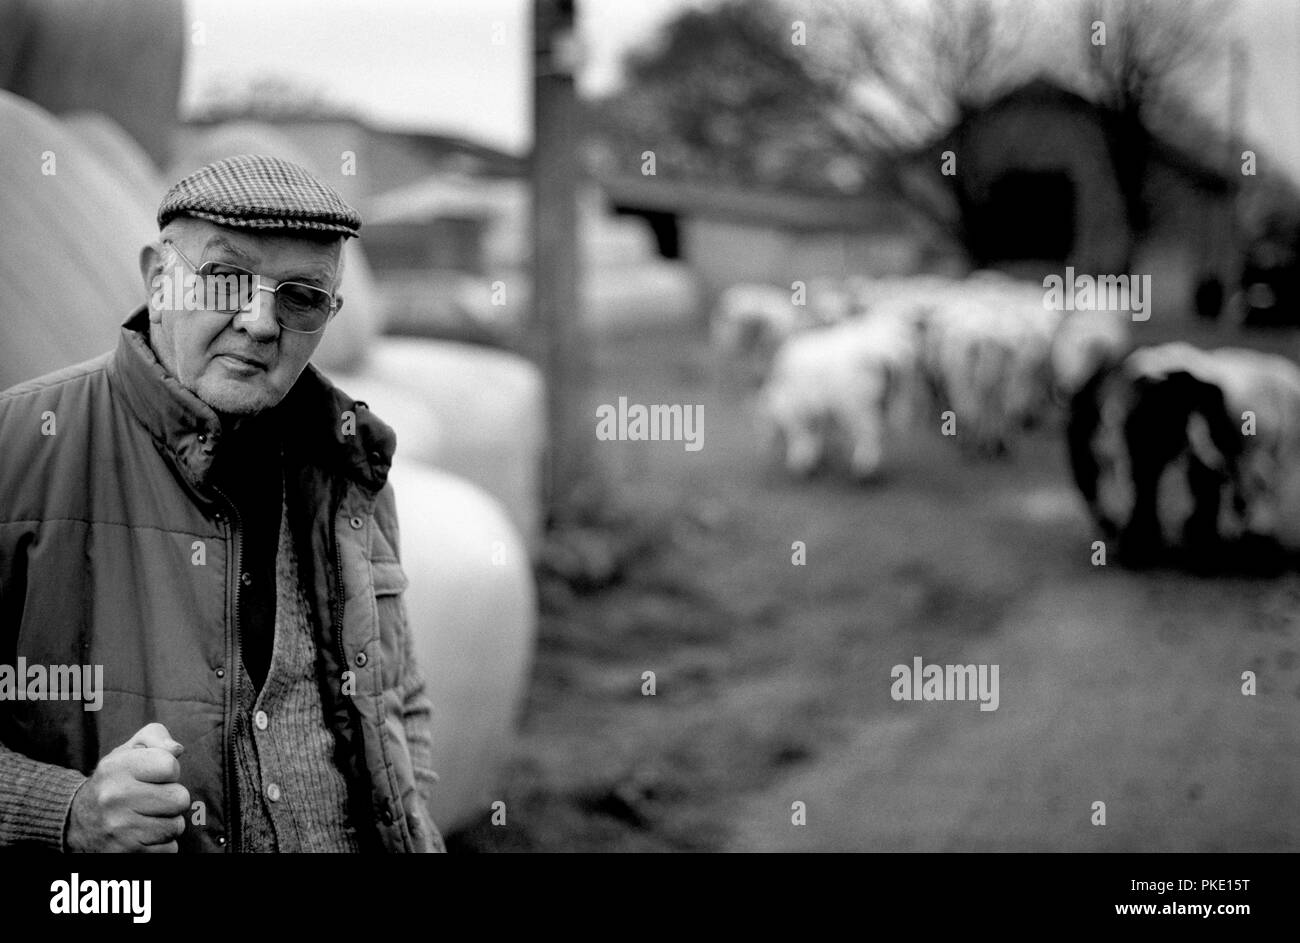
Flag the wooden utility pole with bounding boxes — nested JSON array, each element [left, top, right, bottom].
[[1226, 37, 1247, 319], [531, 0, 587, 520]]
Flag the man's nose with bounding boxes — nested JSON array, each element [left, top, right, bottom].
[[234, 284, 280, 340]]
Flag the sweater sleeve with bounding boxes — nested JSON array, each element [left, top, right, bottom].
[[0, 741, 87, 850], [397, 609, 445, 852]]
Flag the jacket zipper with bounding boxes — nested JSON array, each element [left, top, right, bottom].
[[330, 502, 346, 672], [211, 485, 242, 854]]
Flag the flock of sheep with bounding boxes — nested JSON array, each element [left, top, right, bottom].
[[712, 272, 1300, 568]]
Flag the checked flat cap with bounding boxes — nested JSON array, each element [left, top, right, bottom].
[[157, 154, 361, 238]]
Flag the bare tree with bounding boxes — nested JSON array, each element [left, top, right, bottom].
[[798, 0, 1031, 152], [1081, 0, 1232, 122], [1072, 0, 1234, 236], [787, 0, 1034, 239]]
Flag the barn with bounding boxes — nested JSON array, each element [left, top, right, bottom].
[[915, 78, 1239, 321]]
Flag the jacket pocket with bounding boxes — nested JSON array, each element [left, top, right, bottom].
[[371, 559, 409, 596], [371, 559, 410, 689]]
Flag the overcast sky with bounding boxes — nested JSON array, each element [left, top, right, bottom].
[[184, 0, 1300, 182]]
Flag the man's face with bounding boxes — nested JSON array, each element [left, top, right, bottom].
[[142, 221, 343, 417]]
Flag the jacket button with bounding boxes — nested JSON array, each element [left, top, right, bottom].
[[217, 835, 226, 846], [240, 572, 253, 587], [197, 433, 207, 443], [215, 667, 225, 679], [349, 516, 364, 529], [355, 652, 368, 667]]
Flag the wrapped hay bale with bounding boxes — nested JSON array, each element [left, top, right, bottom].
[[0, 90, 154, 390], [387, 460, 536, 832], [62, 110, 166, 211], [320, 369, 444, 469], [369, 338, 546, 550]]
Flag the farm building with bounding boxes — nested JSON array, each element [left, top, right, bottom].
[[911, 78, 1242, 321], [591, 167, 944, 316]]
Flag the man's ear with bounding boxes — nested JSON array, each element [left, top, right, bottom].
[[333, 293, 345, 317], [140, 243, 165, 323]]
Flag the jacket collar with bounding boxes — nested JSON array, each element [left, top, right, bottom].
[[108, 307, 395, 496]]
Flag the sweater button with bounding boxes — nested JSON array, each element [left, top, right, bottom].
[[355, 652, 368, 667], [349, 516, 364, 529], [215, 667, 225, 679], [266, 783, 282, 802], [240, 572, 253, 587], [254, 710, 269, 731]]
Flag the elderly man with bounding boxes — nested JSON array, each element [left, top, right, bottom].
[[0, 155, 443, 853]]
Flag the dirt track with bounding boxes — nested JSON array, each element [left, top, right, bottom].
[[448, 327, 1300, 852]]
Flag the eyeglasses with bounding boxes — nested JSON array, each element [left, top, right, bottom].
[[162, 239, 339, 334]]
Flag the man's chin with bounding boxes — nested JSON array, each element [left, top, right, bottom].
[[194, 378, 281, 417]]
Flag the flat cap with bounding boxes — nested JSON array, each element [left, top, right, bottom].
[[157, 154, 361, 238]]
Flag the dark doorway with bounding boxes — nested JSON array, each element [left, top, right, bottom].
[[970, 170, 1075, 265], [612, 206, 681, 259]]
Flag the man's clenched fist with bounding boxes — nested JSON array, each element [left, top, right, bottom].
[[65, 723, 190, 853]]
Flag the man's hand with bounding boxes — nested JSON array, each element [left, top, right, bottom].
[[65, 723, 190, 853]]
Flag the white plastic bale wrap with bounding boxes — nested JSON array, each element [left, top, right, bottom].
[[170, 122, 380, 376], [387, 460, 536, 833], [320, 370, 443, 469], [368, 338, 546, 551], [61, 110, 167, 211], [0, 90, 154, 390]]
